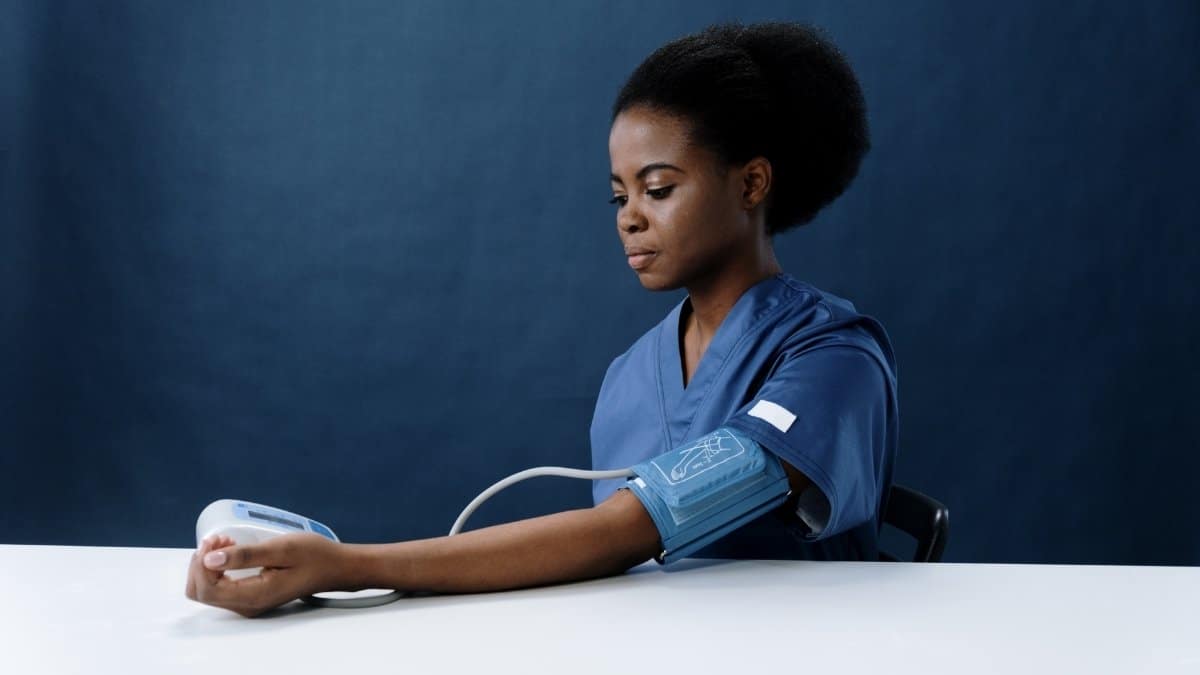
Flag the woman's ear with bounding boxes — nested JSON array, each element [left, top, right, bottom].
[[741, 157, 772, 211]]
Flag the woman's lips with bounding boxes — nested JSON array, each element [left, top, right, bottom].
[[627, 252, 656, 270]]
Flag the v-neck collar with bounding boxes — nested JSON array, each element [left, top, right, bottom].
[[655, 273, 794, 445]]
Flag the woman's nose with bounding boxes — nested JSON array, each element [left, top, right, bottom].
[[619, 203, 648, 233]]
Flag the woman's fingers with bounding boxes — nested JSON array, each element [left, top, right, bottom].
[[202, 537, 294, 573], [187, 551, 272, 614], [188, 538, 222, 602]]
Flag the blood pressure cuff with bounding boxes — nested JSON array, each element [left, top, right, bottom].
[[624, 427, 791, 564]]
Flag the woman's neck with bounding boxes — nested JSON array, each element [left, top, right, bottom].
[[684, 242, 783, 346]]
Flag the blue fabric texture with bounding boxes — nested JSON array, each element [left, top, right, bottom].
[[590, 274, 898, 561], [625, 427, 791, 564]]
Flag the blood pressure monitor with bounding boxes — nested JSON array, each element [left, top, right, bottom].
[[195, 499, 339, 580], [196, 499, 402, 607], [197, 499, 338, 544]]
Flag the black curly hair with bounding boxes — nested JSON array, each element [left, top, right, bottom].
[[613, 22, 869, 235]]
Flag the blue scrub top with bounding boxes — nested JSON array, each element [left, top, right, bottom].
[[590, 273, 898, 561]]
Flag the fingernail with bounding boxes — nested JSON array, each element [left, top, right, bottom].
[[203, 551, 227, 568]]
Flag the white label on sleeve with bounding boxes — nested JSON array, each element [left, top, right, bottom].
[[748, 399, 796, 433]]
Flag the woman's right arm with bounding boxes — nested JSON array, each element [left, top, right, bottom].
[[186, 489, 661, 617]]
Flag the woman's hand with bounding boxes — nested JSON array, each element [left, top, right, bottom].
[[185, 533, 358, 617]]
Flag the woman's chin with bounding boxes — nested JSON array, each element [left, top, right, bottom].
[[634, 271, 682, 292]]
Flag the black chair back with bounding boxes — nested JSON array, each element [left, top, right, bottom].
[[879, 484, 949, 562]]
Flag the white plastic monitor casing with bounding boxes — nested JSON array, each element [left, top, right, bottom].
[[195, 499, 339, 580]]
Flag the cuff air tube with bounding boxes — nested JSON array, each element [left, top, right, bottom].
[[624, 427, 791, 564]]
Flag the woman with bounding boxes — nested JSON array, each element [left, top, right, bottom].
[[187, 21, 897, 617]]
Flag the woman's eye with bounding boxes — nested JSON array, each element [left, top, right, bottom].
[[608, 195, 628, 207], [647, 186, 674, 199]]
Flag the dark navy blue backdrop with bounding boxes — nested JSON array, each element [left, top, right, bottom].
[[3, 1, 1198, 564]]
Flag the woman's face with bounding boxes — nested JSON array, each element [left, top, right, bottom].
[[608, 106, 753, 292]]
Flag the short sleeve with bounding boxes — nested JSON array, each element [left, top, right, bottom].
[[723, 345, 893, 541]]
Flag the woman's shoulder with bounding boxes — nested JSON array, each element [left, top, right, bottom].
[[774, 274, 897, 379]]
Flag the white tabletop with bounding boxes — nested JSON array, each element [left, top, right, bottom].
[[1, 545, 1197, 674]]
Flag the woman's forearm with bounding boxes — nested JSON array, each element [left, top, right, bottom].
[[346, 490, 661, 594]]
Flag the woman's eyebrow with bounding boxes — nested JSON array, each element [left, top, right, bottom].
[[610, 162, 686, 184]]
